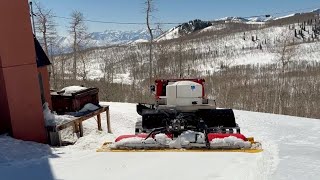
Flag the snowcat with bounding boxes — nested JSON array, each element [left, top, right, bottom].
[[100, 79, 262, 153]]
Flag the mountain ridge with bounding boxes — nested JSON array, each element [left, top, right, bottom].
[[53, 8, 320, 48]]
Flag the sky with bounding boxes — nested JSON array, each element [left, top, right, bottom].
[[32, 0, 320, 36]]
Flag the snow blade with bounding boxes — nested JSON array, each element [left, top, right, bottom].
[[97, 132, 263, 153], [96, 142, 263, 153]]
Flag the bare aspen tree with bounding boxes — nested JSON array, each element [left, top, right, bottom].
[[50, 43, 66, 89], [99, 51, 109, 82], [275, 30, 296, 73], [34, 1, 56, 55], [145, 0, 154, 84], [34, 1, 57, 87], [156, 42, 170, 78], [59, 50, 68, 87], [99, 49, 116, 83], [274, 29, 296, 114], [79, 50, 88, 81], [177, 35, 187, 78], [69, 10, 88, 81]]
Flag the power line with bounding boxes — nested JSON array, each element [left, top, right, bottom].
[[270, 6, 319, 16], [51, 5, 320, 26], [52, 15, 181, 25], [242, 6, 319, 19]]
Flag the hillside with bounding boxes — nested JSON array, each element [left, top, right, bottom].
[[0, 102, 319, 180], [53, 11, 320, 80], [54, 9, 320, 47], [49, 10, 320, 119]]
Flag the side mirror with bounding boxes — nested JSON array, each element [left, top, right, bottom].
[[150, 85, 155, 92]]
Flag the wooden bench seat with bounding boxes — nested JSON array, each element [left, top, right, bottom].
[[46, 105, 111, 146]]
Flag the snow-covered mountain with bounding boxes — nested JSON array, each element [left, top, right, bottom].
[[88, 29, 151, 46], [53, 9, 320, 49], [156, 9, 319, 41], [56, 29, 152, 48], [217, 15, 274, 23], [155, 17, 271, 41]]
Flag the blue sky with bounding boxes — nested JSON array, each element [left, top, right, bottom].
[[33, 0, 320, 35]]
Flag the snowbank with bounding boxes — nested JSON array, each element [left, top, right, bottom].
[[43, 101, 100, 126], [1, 102, 320, 180], [43, 102, 74, 126]]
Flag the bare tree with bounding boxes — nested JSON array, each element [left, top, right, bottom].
[[34, 1, 56, 55], [99, 49, 116, 83], [177, 35, 187, 78], [69, 10, 88, 80], [273, 29, 297, 114], [33, 1, 57, 87], [275, 29, 296, 73], [78, 50, 89, 81], [145, 0, 154, 84]]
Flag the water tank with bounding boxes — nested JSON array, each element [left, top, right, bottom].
[[166, 81, 202, 106]]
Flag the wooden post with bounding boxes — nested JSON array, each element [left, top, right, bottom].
[[97, 113, 102, 131], [79, 121, 83, 137], [47, 127, 61, 146], [74, 122, 79, 133], [106, 106, 111, 133]]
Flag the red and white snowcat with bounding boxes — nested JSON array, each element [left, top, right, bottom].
[[102, 78, 262, 152]]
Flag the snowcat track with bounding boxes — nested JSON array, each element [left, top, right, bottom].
[[96, 142, 263, 153]]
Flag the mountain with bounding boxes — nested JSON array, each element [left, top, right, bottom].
[[155, 19, 213, 41], [88, 29, 151, 46], [56, 29, 152, 49], [155, 17, 272, 41], [52, 8, 320, 51], [156, 9, 319, 41]]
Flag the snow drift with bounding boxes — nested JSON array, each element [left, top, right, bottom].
[[0, 102, 319, 180]]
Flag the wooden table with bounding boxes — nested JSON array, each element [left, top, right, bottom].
[[46, 105, 111, 146]]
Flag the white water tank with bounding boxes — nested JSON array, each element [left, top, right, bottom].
[[166, 81, 203, 106]]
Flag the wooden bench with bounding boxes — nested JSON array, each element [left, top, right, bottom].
[[46, 105, 111, 146]]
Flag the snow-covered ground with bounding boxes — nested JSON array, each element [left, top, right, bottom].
[[0, 102, 319, 180]]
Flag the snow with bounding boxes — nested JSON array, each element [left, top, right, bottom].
[[274, 13, 299, 20], [132, 39, 149, 44], [312, 8, 320, 13], [42, 102, 100, 126], [78, 103, 100, 112], [1, 102, 320, 180], [111, 131, 208, 149], [200, 24, 226, 32], [60, 86, 87, 95], [155, 27, 180, 41], [112, 73, 133, 84], [43, 102, 75, 126], [168, 131, 206, 148], [210, 136, 251, 149], [111, 130, 254, 149]]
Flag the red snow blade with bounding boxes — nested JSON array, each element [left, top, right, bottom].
[[115, 134, 148, 142], [115, 133, 173, 142], [103, 132, 262, 153], [207, 133, 247, 141], [97, 141, 263, 153]]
